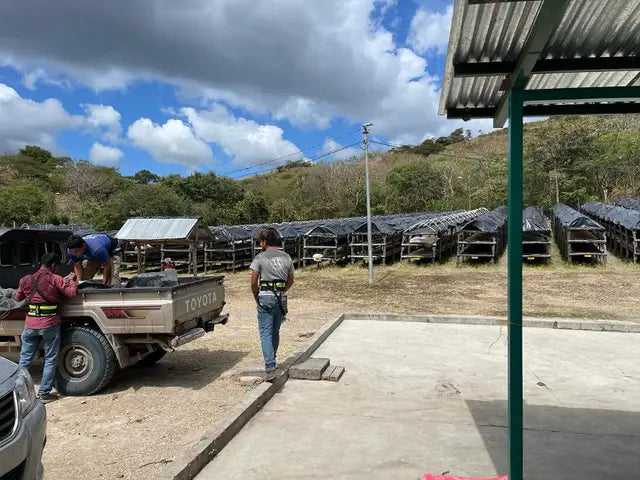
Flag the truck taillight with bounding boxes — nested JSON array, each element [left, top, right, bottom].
[[102, 308, 127, 318], [101, 308, 149, 319]]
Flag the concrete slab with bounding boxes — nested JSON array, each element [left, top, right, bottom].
[[289, 357, 330, 380], [195, 320, 640, 480], [322, 365, 345, 382]]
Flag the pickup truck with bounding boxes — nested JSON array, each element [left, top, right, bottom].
[[0, 229, 228, 396]]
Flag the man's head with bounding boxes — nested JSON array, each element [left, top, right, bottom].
[[257, 228, 281, 249], [66, 234, 87, 257], [41, 252, 61, 273]]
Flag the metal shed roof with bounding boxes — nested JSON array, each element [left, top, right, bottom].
[[116, 217, 212, 242], [439, 0, 640, 126]]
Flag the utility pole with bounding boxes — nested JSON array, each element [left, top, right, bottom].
[[362, 123, 374, 284]]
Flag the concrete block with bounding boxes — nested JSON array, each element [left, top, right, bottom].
[[323, 365, 345, 382], [289, 357, 330, 380], [240, 364, 268, 377], [238, 376, 263, 386], [321, 365, 336, 380]]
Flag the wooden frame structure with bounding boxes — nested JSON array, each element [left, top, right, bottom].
[[522, 206, 551, 263], [116, 217, 211, 276], [581, 201, 640, 263], [456, 207, 507, 264], [402, 209, 486, 264], [552, 204, 607, 264]]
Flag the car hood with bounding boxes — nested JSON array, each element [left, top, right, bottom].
[[0, 356, 18, 383]]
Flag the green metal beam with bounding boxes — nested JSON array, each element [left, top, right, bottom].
[[446, 101, 640, 119], [493, 0, 571, 127], [522, 86, 640, 103], [454, 56, 640, 77], [507, 88, 524, 480]]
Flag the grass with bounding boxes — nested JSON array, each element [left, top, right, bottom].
[[224, 248, 640, 322]]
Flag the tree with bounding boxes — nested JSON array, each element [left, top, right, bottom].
[[385, 160, 445, 212], [93, 184, 192, 230], [0, 184, 51, 225], [132, 169, 160, 185], [19, 145, 54, 164], [233, 191, 270, 224], [65, 161, 125, 202]]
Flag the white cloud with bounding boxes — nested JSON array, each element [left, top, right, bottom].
[[0, 0, 468, 144], [181, 104, 302, 167], [274, 98, 331, 130], [407, 4, 453, 55], [0, 82, 84, 153], [21, 67, 69, 90], [89, 142, 123, 166], [83, 104, 122, 142], [323, 138, 361, 161], [127, 118, 213, 168]]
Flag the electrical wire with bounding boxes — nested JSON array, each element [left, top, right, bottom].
[[234, 141, 363, 179], [218, 126, 362, 176]]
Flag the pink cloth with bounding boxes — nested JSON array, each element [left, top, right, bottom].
[[16, 268, 78, 329], [423, 475, 508, 480]]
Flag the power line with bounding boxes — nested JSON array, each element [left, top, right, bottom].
[[218, 127, 361, 176], [234, 141, 363, 179]]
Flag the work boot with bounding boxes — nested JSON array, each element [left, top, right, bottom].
[[264, 370, 278, 382], [37, 392, 59, 403]]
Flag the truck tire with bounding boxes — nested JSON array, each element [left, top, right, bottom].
[[136, 348, 167, 366], [56, 327, 117, 396]]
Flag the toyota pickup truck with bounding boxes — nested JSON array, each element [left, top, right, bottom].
[[0, 229, 228, 396]]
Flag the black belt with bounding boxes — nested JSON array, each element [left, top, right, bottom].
[[28, 304, 59, 317]]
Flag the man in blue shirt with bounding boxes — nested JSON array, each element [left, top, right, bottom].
[[66, 234, 121, 286]]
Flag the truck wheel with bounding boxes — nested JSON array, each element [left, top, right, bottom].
[[136, 348, 167, 366], [56, 327, 117, 396]]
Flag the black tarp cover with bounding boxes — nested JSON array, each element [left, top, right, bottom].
[[616, 197, 640, 211], [582, 201, 640, 230], [522, 206, 549, 234], [462, 206, 507, 233], [553, 204, 603, 229]]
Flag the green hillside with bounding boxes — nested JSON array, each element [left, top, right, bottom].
[[2, 114, 640, 230]]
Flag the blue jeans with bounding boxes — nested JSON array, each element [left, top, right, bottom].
[[257, 294, 285, 372], [19, 324, 61, 395]]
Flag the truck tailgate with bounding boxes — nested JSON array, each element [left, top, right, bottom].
[[172, 276, 226, 323]]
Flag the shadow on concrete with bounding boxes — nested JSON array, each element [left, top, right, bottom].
[[466, 399, 640, 480]]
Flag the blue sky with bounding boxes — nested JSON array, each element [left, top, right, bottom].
[[0, 0, 477, 178]]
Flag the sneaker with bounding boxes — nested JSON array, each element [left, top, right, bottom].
[[264, 370, 278, 382], [37, 392, 59, 403]]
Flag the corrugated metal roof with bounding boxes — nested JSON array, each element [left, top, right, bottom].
[[116, 217, 211, 241], [439, 0, 640, 116]]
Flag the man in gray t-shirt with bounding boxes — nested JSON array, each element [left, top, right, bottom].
[[250, 228, 295, 380]]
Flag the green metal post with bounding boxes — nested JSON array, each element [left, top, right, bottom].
[[507, 88, 524, 480]]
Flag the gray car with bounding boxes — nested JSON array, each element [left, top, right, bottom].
[[0, 357, 46, 480]]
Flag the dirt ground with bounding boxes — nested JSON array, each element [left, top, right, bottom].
[[37, 250, 639, 480]]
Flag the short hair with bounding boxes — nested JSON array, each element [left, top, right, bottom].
[[257, 228, 281, 247], [66, 234, 85, 249], [41, 252, 61, 268]]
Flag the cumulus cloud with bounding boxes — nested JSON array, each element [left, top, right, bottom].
[[127, 118, 213, 168], [181, 104, 302, 167], [0, 82, 84, 153], [407, 4, 453, 55], [89, 142, 123, 166], [0, 0, 470, 144], [274, 98, 332, 130], [83, 104, 122, 142]]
